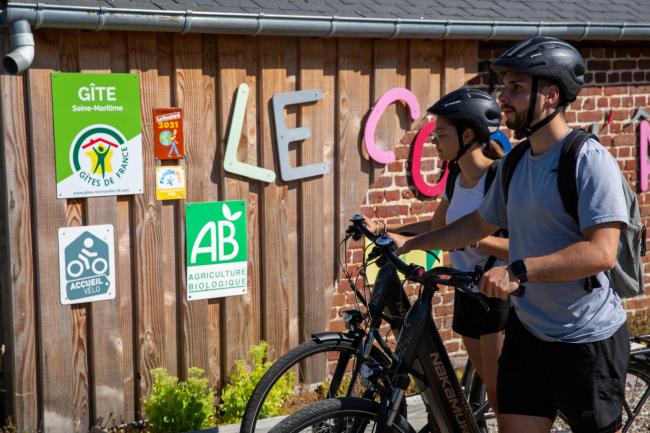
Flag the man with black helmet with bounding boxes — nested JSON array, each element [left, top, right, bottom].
[[390, 37, 629, 433]]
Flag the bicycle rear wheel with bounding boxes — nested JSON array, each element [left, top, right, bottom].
[[267, 397, 414, 433], [240, 336, 390, 433], [622, 360, 650, 433]]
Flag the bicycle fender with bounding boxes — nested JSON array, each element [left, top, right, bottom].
[[310, 331, 359, 344]]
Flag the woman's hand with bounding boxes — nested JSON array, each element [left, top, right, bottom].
[[387, 232, 414, 255], [362, 216, 379, 234]]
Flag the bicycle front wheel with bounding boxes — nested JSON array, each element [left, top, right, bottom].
[[268, 397, 414, 433], [240, 336, 390, 433]]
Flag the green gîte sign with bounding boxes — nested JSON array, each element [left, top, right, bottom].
[[51, 73, 144, 198], [185, 201, 248, 301], [58, 224, 116, 305]]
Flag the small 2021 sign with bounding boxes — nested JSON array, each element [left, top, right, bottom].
[[154, 108, 184, 160]]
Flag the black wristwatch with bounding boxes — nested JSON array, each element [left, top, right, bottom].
[[509, 259, 528, 284]]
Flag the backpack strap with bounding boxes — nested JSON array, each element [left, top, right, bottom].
[[556, 128, 597, 226], [444, 162, 460, 202], [482, 160, 505, 272], [501, 139, 531, 205], [556, 128, 601, 292], [484, 160, 499, 195]]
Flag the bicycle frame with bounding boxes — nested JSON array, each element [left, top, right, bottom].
[[309, 260, 409, 398], [386, 279, 481, 433]]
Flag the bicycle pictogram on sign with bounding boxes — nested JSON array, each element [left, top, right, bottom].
[[58, 224, 116, 305]]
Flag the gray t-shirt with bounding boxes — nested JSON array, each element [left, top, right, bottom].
[[479, 132, 628, 343]]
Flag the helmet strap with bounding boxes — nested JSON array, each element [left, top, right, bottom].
[[453, 127, 473, 162], [514, 77, 562, 139]]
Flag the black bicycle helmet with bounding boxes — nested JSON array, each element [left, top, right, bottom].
[[490, 37, 584, 138], [427, 88, 501, 161], [491, 36, 585, 102]]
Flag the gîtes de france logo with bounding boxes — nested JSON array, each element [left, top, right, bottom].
[[68, 124, 130, 190]]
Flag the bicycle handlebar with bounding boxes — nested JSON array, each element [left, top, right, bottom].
[[348, 215, 525, 298], [349, 216, 476, 288]]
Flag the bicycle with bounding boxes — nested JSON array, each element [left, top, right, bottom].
[[240, 216, 488, 433], [267, 235, 497, 433], [240, 216, 416, 433]]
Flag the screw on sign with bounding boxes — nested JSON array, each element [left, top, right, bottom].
[[64, 232, 111, 300]]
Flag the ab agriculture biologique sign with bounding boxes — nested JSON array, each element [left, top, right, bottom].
[[185, 201, 248, 301], [52, 73, 144, 198]]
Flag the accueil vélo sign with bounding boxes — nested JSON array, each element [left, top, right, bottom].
[[52, 73, 144, 198]]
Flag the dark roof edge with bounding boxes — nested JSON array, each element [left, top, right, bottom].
[[3, 2, 650, 40]]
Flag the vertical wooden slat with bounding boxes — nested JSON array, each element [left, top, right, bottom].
[[77, 30, 125, 426], [108, 30, 136, 422], [463, 41, 479, 85], [217, 34, 261, 374], [372, 39, 409, 186], [127, 33, 165, 406], [298, 38, 336, 384], [58, 30, 92, 433], [443, 40, 466, 93], [155, 32, 179, 380], [0, 33, 39, 433], [173, 34, 221, 385], [260, 37, 300, 359], [373, 40, 409, 151], [321, 39, 338, 349], [27, 29, 75, 433], [409, 40, 443, 116], [337, 39, 374, 255]]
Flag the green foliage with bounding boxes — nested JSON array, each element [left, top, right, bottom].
[[628, 309, 650, 336], [218, 341, 294, 424], [143, 367, 216, 433], [0, 417, 16, 433]]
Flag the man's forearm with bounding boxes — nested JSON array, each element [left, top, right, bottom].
[[404, 211, 496, 252], [524, 241, 615, 283]]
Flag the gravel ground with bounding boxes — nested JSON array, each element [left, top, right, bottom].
[[220, 370, 650, 433]]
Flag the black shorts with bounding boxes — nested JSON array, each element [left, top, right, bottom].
[[498, 310, 629, 433], [451, 290, 510, 339]]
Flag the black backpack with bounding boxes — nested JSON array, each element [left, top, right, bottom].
[[500, 129, 647, 298], [445, 161, 502, 271]]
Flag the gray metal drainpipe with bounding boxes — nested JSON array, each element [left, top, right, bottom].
[[2, 2, 650, 73], [3, 19, 34, 75]]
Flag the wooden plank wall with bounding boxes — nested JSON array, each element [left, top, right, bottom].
[[0, 30, 477, 432]]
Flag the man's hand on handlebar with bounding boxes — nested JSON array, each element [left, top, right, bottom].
[[478, 265, 520, 300]]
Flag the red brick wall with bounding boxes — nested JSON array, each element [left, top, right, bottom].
[[329, 41, 650, 360]]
